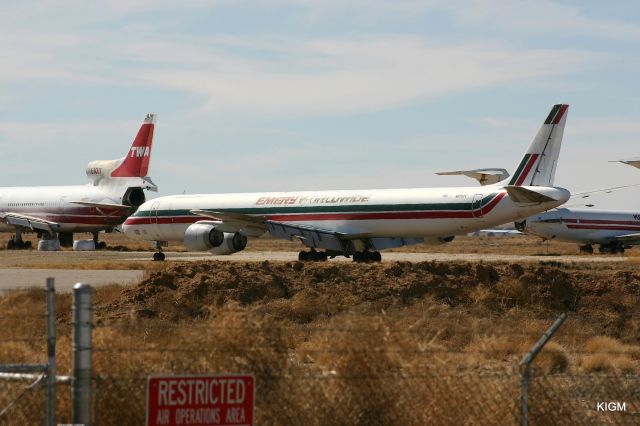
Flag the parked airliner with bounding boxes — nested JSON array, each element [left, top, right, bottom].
[[123, 105, 571, 262], [519, 209, 640, 254], [0, 114, 157, 250], [448, 155, 640, 254]]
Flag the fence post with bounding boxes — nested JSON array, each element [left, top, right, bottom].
[[519, 312, 567, 426], [46, 278, 56, 426], [72, 283, 93, 426]]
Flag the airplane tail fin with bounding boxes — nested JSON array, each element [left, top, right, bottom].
[[86, 113, 157, 191], [110, 113, 155, 177], [501, 104, 568, 187]]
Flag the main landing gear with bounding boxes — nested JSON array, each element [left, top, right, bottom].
[[599, 243, 625, 255], [298, 250, 328, 262], [7, 229, 32, 250], [7, 237, 32, 250], [92, 232, 107, 250], [579, 244, 594, 254], [352, 251, 382, 263]]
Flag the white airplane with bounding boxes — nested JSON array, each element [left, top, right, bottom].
[[123, 104, 571, 262], [517, 161, 640, 254], [445, 154, 640, 255], [520, 209, 640, 254], [0, 114, 158, 250]]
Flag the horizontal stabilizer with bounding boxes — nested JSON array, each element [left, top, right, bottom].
[[615, 159, 640, 170], [436, 168, 509, 186], [504, 186, 557, 203]]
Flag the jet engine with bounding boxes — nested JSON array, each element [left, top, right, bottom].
[[514, 220, 527, 232], [183, 223, 247, 255], [122, 187, 146, 207], [423, 235, 455, 245]]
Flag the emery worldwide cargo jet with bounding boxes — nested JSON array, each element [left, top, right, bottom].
[[0, 114, 157, 250], [123, 104, 571, 262]]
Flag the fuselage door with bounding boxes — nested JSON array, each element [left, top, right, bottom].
[[472, 194, 484, 218], [150, 200, 160, 225]]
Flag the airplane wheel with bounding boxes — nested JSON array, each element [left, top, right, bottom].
[[579, 245, 593, 254], [98, 242, 107, 249], [353, 252, 364, 263], [298, 251, 309, 261], [371, 251, 382, 262], [24, 241, 32, 250], [153, 252, 165, 261], [7, 240, 14, 250], [319, 251, 328, 262]]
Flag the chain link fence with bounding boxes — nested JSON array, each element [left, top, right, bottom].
[[89, 310, 639, 425], [0, 286, 639, 425], [0, 287, 49, 425]]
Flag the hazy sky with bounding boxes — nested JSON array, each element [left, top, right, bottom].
[[1, 1, 639, 209]]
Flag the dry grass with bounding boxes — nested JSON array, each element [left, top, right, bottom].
[[1, 260, 639, 423]]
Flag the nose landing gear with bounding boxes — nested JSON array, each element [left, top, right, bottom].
[[151, 240, 168, 261]]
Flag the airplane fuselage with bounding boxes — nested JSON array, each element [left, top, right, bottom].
[[525, 208, 640, 244], [124, 185, 569, 243], [0, 185, 130, 233]]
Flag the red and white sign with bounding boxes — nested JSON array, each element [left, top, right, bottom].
[[146, 375, 255, 426]]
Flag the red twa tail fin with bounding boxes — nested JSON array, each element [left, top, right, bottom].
[[111, 113, 155, 177]]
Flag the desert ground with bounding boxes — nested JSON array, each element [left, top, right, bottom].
[[0, 231, 638, 424]]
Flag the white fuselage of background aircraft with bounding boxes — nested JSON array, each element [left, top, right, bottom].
[[524, 208, 640, 251], [0, 185, 132, 233]]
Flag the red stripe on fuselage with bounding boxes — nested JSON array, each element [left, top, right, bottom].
[[514, 153, 539, 186], [563, 218, 640, 226], [566, 225, 640, 232], [124, 193, 508, 226]]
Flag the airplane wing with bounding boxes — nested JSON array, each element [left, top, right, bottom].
[[614, 159, 640, 169], [70, 201, 132, 209], [191, 209, 423, 251], [571, 184, 640, 199], [0, 212, 61, 234], [611, 233, 640, 244]]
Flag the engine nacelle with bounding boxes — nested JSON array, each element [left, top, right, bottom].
[[514, 220, 527, 232], [183, 223, 247, 255], [423, 235, 455, 245], [210, 232, 248, 255], [122, 187, 146, 207]]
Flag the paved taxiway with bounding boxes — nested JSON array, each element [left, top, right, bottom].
[[0, 250, 626, 292], [0, 268, 144, 293]]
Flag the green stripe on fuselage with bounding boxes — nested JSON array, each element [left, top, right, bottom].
[[132, 193, 499, 218]]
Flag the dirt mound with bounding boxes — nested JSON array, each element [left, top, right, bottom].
[[94, 261, 638, 332]]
